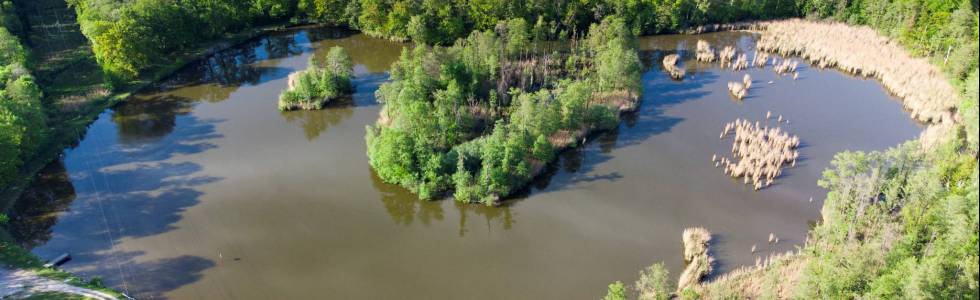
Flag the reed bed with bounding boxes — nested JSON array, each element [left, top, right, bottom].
[[752, 51, 769, 68], [696, 40, 716, 62], [662, 54, 686, 79], [772, 58, 798, 75], [715, 118, 800, 190], [679, 227, 714, 292], [727, 81, 747, 100], [756, 19, 958, 124], [718, 46, 736, 68], [731, 53, 748, 70]]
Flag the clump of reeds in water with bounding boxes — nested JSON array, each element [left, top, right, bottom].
[[678, 227, 714, 292], [731, 53, 749, 70], [715, 118, 800, 190], [755, 19, 958, 124], [718, 46, 736, 68], [696, 40, 716, 62], [772, 58, 798, 75], [663, 54, 686, 79], [727, 81, 747, 100], [752, 51, 769, 68]]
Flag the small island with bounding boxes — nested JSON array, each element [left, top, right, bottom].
[[366, 17, 642, 205], [278, 46, 354, 111]]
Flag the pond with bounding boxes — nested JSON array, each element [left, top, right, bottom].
[[9, 27, 920, 299]]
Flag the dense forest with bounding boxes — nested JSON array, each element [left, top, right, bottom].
[[0, 3, 47, 191], [65, 0, 796, 82], [367, 17, 641, 204]]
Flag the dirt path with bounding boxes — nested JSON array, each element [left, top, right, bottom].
[[0, 267, 118, 299]]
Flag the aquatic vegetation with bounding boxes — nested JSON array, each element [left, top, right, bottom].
[[751, 51, 769, 68], [726, 81, 747, 100], [731, 53, 748, 70], [717, 118, 800, 190], [678, 227, 714, 292], [718, 46, 736, 68], [278, 47, 353, 111], [695, 40, 716, 62], [772, 57, 798, 75], [662, 54, 685, 79], [757, 19, 959, 125], [367, 17, 641, 204]]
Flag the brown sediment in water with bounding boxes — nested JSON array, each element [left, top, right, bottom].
[[755, 19, 958, 125], [679, 227, 714, 292], [663, 54, 686, 79], [717, 118, 800, 190]]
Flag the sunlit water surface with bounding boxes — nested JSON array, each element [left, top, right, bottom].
[[9, 28, 920, 299]]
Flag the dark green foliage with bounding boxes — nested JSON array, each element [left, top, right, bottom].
[[1, 10, 48, 189], [368, 17, 641, 204], [69, 0, 802, 80], [279, 46, 353, 110], [603, 281, 629, 300], [798, 140, 979, 298]]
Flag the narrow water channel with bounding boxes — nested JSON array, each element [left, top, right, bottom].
[[9, 27, 920, 299]]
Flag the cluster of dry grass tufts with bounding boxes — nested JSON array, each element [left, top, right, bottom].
[[678, 227, 714, 292], [727, 81, 747, 100], [662, 54, 686, 79], [731, 53, 749, 70], [715, 118, 800, 190], [752, 51, 769, 68], [772, 57, 799, 79], [756, 19, 958, 124], [718, 46, 737, 68], [696, 40, 716, 62]]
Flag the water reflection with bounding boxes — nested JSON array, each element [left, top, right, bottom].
[[6, 160, 75, 249], [371, 171, 515, 237]]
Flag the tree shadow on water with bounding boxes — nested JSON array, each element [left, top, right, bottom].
[[15, 109, 225, 297], [515, 55, 717, 196]]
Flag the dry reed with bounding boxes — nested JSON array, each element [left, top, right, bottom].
[[756, 19, 958, 124], [719, 46, 736, 68], [731, 53, 749, 70], [727, 82, 747, 100], [678, 227, 714, 292], [696, 40, 716, 62], [663, 54, 686, 79], [717, 118, 800, 190]]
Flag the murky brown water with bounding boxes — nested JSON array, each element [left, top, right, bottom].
[[10, 28, 920, 299]]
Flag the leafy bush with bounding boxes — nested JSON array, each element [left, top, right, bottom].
[[279, 46, 353, 110]]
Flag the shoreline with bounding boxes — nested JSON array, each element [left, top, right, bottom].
[[0, 22, 324, 211]]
